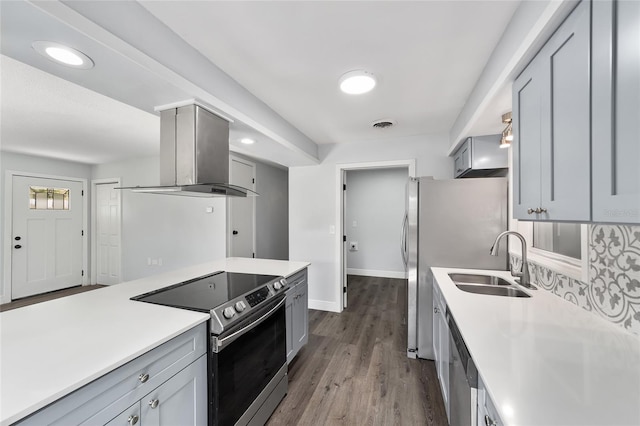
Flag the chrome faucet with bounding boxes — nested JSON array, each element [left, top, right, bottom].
[[490, 231, 536, 290]]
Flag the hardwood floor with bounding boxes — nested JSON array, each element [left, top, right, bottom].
[[268, 275, 447, 426], [0, 285, 105, 312]]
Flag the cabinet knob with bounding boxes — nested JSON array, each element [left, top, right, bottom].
[[527, 208, 536, 215], [539, 207, 547, 213], [138, 373, 149, 383], [434, 307, 439, 314], [127, 415, 139, 426], [485, 414, 497, 426], [149, 399, 159, 409]]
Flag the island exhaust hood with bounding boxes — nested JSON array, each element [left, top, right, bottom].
[[120, 104, 257, 197]]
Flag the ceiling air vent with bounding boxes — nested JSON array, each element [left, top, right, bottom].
[[372, 119, 395, 129]]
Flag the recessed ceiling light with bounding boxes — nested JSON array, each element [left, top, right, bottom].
[[339, 70, 376, 95], [240, 138, 255, 145], [32, 41, 94, 69]]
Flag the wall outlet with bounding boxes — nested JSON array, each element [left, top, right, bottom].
[[349, 241, 358, 251], [205, 206, 214, 213]]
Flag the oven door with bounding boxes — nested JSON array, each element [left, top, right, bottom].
[[210, 296, 286, 426]]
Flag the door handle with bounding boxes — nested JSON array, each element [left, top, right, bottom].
[[14, 245, 22, 249], [232, 230, 239, 235]]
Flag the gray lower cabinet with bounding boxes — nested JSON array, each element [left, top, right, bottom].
[[285, 268, 309, 364], [17, 323, 207, 426], [512, 0, 590, 221], [432, 280, 449, 422], [139, 355, 207, 426], [592, 0, 640, 223]]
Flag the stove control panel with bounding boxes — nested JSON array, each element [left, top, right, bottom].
[[210, 275, 286, 334]]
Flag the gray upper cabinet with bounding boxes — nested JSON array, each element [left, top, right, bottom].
[[452, 135, 507, 178], [512, 0, 591, 221], [592, 0, 640, 223], [513, 57, 543, 219]]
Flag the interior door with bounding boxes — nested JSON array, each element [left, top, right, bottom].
[[228, 157, 256, 258], [96, 182, 121, 285], [342, 171, 348, 308], [11, 175, 83, 299]]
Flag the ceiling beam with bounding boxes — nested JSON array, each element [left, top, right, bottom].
[[447, 0, 579, 155]]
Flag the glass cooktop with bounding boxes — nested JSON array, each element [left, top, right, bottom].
[[131, 271, 280, 312]]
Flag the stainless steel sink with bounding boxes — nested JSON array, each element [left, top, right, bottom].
[[455, 284, 530, 298], [448, 273, 512, 286]]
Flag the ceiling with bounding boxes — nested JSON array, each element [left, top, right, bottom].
[[1, 1, 520, 166], [1, 55, 160, 164], [141, 1, 519, 145]]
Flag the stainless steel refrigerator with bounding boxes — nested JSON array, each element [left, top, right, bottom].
[[401, 177, 508, 359]]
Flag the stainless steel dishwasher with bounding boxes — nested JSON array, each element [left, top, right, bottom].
[[447, 308, 478, 426]]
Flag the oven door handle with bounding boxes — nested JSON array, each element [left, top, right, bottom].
[[212, 297, 286, 352]]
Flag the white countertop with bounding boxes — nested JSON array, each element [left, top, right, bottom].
[[0, 257, 309, 425], [432, 267, 640, 426]]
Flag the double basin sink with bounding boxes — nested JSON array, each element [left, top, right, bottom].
[[448, 273, 531, 298]]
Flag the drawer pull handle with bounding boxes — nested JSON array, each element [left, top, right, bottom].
[[127, 415, 139, 426], [138, 373, 149, 383], [485, 414, 497, 426], [149, 399, 159, 409]]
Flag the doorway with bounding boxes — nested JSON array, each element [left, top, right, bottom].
[[336, 160, 416, 310], [8, 174, 86, 299], [228, 156, 256, 258], [92, 179, 122, 285]]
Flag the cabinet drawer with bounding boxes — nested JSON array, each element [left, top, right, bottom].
[[17, 323, 206, 425], [286, 269, 307, 288]]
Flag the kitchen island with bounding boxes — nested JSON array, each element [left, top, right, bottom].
[[432, 267, 640, 426], [0, 258, 309, 426]]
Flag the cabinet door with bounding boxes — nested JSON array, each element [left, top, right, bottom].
[[512, 57, 543, 219], [293, 281, 309, 349], [539, 0, 591, 221], [285, 289, 294, 364], [432, 289, 440, 368], [592, 0, 640, 223], [453, 139, 471, 177], [437, 310, 450, 418], [105, 402, 140, 426], [140, 355, 207, 426]]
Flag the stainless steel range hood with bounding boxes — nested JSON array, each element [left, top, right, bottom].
[[120, 104, 256, 197]]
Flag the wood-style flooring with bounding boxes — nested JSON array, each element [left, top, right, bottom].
[[268, 275, 447, 426], [0, 285, 105, 312]]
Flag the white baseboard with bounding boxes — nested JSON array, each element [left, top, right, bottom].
[[309, 299, 341, 313], [347, 268, 407, 279]]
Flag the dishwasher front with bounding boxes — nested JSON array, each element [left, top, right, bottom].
[[447, 309, 478, 426]]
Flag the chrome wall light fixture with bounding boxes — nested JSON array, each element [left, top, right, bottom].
[[500, 112, 513, 149]]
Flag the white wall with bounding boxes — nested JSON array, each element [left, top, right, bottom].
[[346, 168, 408, 278], [92, 155, 227, 281], [1, 152, 92, 303], [289, 133, 452, 312]]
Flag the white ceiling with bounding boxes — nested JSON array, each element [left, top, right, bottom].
[[1, 55, 160, 164], [0, 0, 520, 166], [141, 1, 519, 144]]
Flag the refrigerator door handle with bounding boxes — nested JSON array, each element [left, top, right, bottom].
[[401, 212, 408, 267]]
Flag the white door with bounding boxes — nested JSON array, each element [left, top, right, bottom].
[[96, 182, 121, 285], [228, 158, 256, 258], [11, 176, 84, 299]]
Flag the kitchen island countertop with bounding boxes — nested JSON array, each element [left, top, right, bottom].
[[432, 267, 640, 426], [0, 257, 310, 425]]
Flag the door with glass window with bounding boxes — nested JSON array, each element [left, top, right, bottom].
[[11, 176, 84, 299]]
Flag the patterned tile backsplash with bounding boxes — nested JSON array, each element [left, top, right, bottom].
[[511, 224, 640, 337]]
